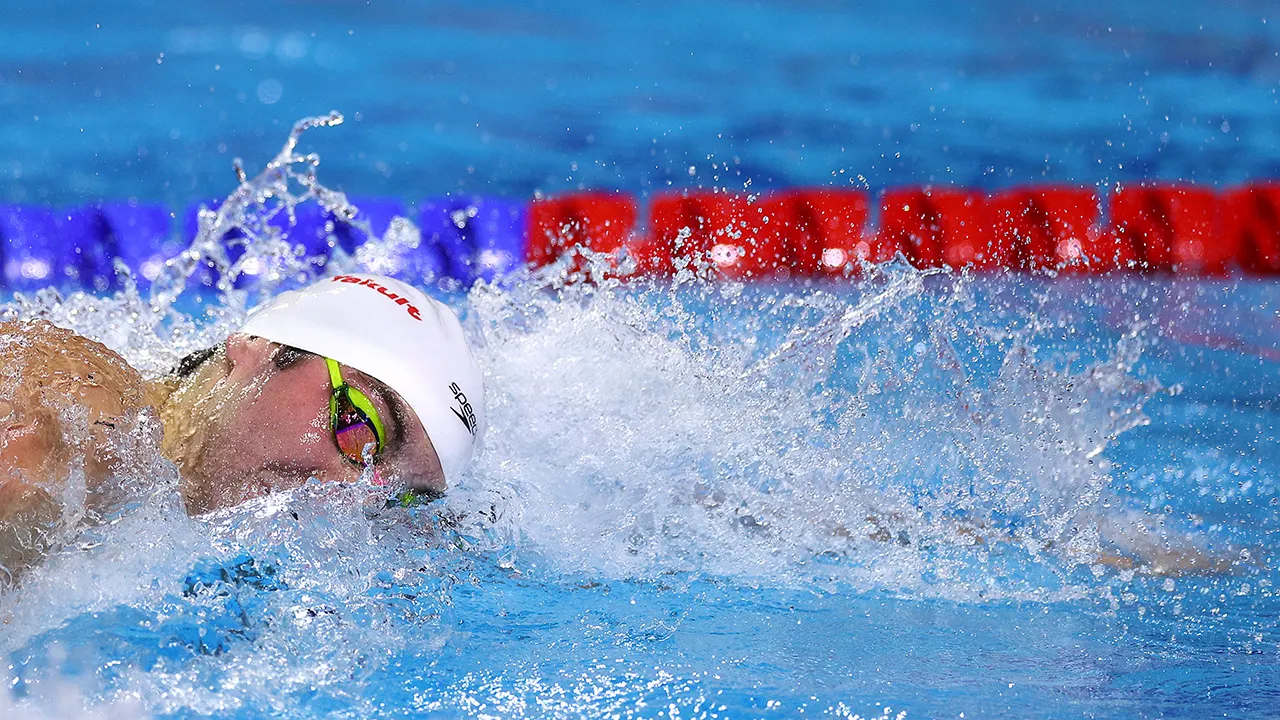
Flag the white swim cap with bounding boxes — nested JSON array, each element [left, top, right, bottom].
[[239, 273, 484, 485]]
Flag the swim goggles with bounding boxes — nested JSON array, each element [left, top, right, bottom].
[[326, 357, 386, 467]]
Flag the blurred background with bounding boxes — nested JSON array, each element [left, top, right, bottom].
[[2, 0, 1278, 208]]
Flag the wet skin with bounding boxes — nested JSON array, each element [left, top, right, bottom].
[[0, 320, 163, 581], [162, 333, 446, 514], [0, 320, 444, 581]]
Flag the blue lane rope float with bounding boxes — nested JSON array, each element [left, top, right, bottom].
[[0, 205, 77, 290]]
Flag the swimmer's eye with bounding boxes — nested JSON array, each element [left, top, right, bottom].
[[326, 357, 386, 467], [273, 345, 309, 371]]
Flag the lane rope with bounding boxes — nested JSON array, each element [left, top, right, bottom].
[[3, 183, 1278, 290]]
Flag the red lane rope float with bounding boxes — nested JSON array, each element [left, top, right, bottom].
[[644, 189, 879, 278], [881, 187, 992, 269], [1220, 183, 1280, 274], [1111, 183, 1226, 274], [647, 191, 763, 278], [531, 183, 1280, 278], [988, 185, 1105, 272], [526, 192, 637, 273], [773, 189, 878, 276]]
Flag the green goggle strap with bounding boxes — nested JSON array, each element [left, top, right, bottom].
[[325, 357, 387, 456]]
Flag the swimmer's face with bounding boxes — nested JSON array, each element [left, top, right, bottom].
[[168, 334, 445, 514]]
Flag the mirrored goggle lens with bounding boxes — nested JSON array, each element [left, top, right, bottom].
[[333, 417, 379, 465]]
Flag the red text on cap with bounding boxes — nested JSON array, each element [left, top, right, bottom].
[[332, 275, 422, 321]]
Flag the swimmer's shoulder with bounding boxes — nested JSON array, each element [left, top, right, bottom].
[[0, 319, 161, 412]]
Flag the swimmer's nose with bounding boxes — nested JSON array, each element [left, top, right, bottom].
[[224, 333, 275, 371]]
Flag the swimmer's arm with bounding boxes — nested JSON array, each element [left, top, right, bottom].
[[943, 511, 1257, 576], [840, 510, 1254, 576], [0, 407, 126, 586], [0, 320, 157, 585], [1094, 512, 1257, 576]]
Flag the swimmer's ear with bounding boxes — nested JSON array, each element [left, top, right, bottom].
[[223, 334, 275, 374]]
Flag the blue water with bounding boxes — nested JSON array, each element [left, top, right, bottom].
[[1, 263, 1275, 718], [2, 0, 1280, 207], [0, 2, 1278, 719]]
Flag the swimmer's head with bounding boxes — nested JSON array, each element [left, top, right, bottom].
[[161, 274, 484, 513], [241, 273, 486, 482]]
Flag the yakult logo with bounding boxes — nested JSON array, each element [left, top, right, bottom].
[[332, 275, 422, 321]]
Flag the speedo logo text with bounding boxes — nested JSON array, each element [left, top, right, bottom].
[[449, 382, 477, 436]]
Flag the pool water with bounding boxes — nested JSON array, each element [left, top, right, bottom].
[[3, 0, 1280, 205], [1, 1, 1278, 718], [1, 193, 1276, 717]]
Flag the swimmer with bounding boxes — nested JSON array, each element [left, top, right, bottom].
[[0, 273, 484, 585]]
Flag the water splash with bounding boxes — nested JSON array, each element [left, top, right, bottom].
[[421, 258, 1180, 600], [0, 116, 1242, 717], [0, 111, 395, 377]]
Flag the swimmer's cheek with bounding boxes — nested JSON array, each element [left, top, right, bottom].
[[182, 465, 322, 515]]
